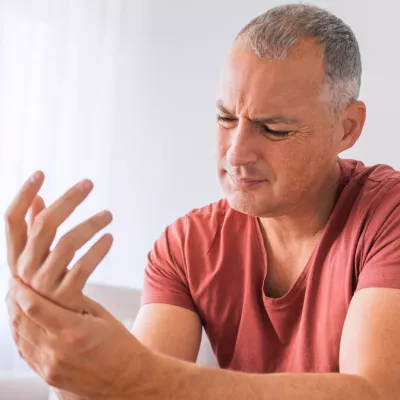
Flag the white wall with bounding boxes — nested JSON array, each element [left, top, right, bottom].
[[0, 0, 399, 289]]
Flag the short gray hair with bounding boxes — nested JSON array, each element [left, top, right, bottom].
[[236, 3, 362, 119]]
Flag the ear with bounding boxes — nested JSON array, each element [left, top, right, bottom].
[[337, 101, 366, 153]]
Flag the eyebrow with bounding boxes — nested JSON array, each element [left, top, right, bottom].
[[216, 99, 299, 125]]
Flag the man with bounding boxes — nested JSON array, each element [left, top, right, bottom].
[[5, 3, 400, 399]]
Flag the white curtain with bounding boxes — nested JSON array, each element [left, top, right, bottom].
[[0, 0, 153, 372], [0, 0, 152, 286], [0, 0, 126, 373], [0, 0, 222, 372], [0, 0, 220, 287], [0, 0, 114, 267]]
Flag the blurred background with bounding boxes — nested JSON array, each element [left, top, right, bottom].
[[0, 0, 399, 380]]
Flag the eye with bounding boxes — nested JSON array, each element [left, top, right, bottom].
[[216, 114, 237, 123], [262, 125, 291, 137]]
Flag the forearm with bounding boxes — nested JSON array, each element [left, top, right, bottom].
[[127, 353, 380, 400]]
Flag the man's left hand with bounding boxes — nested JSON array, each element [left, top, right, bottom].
[[6, 278, 150, 399]]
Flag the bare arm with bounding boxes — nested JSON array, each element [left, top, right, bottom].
[[131, 303, 202, 362], [123, 287, 400, 400], [53, 303, 201, 399]]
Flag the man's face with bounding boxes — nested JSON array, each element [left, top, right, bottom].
[[216, 39, 345, 217]]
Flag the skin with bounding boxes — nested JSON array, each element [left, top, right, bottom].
[[5, 39, 400, 400], [216, 39, 365, 296]]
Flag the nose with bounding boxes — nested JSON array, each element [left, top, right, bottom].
[[226, 120, 258, 167]]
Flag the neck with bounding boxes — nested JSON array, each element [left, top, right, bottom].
[[258, 160, 341, 248]]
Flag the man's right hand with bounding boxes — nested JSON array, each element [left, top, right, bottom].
[[5, 171, 113, 313], [4, 171, 113, 400]]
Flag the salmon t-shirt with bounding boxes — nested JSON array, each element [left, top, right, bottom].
[[142, 158, 400, 373]]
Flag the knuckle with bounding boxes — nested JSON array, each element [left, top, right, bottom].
[[31, 214, 53, 237], [29, 274, 50, 294], [43, 351, 65, 385], [29, 275, 41, 289], [4, 209, 16, 225], [64, 191, 77, 204], [43, 365, 61, 386], [62, 328, 86, 347], [11, 313, 21, 329], [22, 299, 39, 317], [73, 259, 86, 272], [56, 237, 76, 257], [19, 261, 36, 282]]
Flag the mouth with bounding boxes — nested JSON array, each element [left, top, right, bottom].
[[228, 174, 267, 190]]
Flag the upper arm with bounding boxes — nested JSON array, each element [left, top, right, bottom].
[[340, 287, 400, 400], [132, 303, 202, 362], [137, 216, 203, 362]]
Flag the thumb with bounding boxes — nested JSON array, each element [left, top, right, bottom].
[[27, 195, 46, 232]]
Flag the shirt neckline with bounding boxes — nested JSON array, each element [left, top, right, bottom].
[[252, 158, 347, 308]]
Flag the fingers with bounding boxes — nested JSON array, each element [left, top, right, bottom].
[[31, 211, 113, 294], [7, 176, 113, 317], [27, 195, 51, 271], [6, 289, 47, 348], [39, 179, 93, 228], [11, 278, 81, 332], [7, 280, 81, 385], [63, 233, 114, 292], [6, 283, 50, 375], [34, 233, 114, 312], [5, 171, 45, 272], [19, 179, 93, 282], [27, 195, 46, 232], [10, 320, 52, 382], [12, 331, 43, 376]]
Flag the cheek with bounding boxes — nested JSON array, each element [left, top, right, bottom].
[[216, 128, 229, 168], [216, 127, 228, 152], [270, 137, 332, 188]]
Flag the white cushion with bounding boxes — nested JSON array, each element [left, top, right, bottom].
[[0, 373, 48, 400]]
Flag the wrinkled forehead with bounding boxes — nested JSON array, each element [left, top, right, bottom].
[[217, 40, 326, 116]]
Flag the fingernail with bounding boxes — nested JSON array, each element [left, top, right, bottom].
[[104, 233, 114, 244], [30, 171, 42, 183], [79, 180, 93, 191], [99, 210, 113, 221]]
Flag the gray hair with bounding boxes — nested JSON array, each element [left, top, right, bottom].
[[236, 3, 362, 119]]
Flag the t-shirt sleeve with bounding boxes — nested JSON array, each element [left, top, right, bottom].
[[356, 181, 400, 292], [141, 216, 197, 313]]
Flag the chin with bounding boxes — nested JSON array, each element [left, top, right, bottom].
[[225, 190, 272, 217], [220, 175, 279, 217]]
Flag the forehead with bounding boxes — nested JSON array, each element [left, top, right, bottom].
[[217, 40, 326, 116]]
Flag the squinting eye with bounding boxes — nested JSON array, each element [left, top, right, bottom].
[[216, 115, 236, 123], [263, 125, 291, 137]]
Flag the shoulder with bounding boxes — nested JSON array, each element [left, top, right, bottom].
[[339, 158, 400, 213], [169, 198, 236, 237], [147, 200, 235, 277], [185, 198, 231, 226], [165, 198, 248, 256], [339, 158, 400, 187], [338, 159, 400, 253]]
